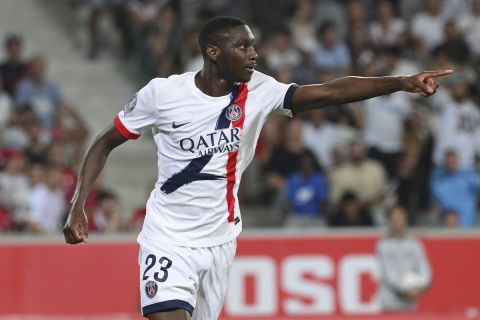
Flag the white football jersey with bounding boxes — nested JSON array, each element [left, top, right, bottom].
[[115, 71, 296, 247]]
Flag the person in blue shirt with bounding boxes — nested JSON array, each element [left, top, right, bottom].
[[15, 54, 62, 129], [431, 150, 480, 227], [284, 149, 328, 226]]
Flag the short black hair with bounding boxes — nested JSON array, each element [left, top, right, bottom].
[[198, 16, 247, 58], [318, 20, 336, 37]]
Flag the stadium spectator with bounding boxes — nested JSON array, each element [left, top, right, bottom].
[[411, 0, 445, 57], [143, 4, 182, 77], [369, 0, 406, 48], [288, 0, 316, 53], [346, 22, 373, 74], [265, 28, 301, 73], [376, 205, 431, 311], [291, 51, 318, 85], [15, 55, 64, 128], [25, 165, 66, 233], [0, 152, 30, 227], [359, 90, 411, 179], [430, 74, 480, 169], [129, 0, 163, 37], [301, 109, 337, 171], [313, 21, 351, 75], [284, 149, 328, 227], [85, 0, 134, 59], [313, 0, 348, 39], [265, 119, 304, 193], [346, 0, 367, 29], [329, 191, 373, 227], [443, 210, 460, 228], [431, 150, 480, 227], [396, 112, 433, 219], [0, 77, 13, 134], [330, 140, 386, 207], [53, 102, 89, 168], [434, 20, 471, 65], [45, 142, 78, 202], [456, 0, 480, 58], [0, 34, 27, 96], [90, 190, 124, 232]]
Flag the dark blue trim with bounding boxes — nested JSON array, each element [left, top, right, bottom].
[[216, 84, 240, 130], [142, 299, 194, 317], [283, 83, 299, 111], [160, 153, 224, 194]]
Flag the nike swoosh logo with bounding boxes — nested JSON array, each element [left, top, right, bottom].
[[172, 121, 190, 129]]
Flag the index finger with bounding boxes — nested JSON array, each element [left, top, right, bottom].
[[423, 69, 454, 79]]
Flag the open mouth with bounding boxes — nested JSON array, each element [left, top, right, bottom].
[[245, 65, 255, 72]]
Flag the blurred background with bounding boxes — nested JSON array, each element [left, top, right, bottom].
[[0, 0, 479, 319]]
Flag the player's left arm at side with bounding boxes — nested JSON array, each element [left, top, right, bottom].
[[291, 70, 453, 115], [63, 124, 128, 245]]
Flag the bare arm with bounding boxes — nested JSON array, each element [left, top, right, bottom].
[[292, 70, 453, 114], [63, 123, 128, 244]]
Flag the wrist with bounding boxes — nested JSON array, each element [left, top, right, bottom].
[[395, 76, 407, 91]]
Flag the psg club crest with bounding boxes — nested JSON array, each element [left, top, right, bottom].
[[226, 104, 242, 121], [145, 280, 158, 298], [123, 93, 138, 115]]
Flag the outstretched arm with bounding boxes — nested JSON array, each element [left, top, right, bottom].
[[292, 70, 453, 114], [63, 123, 128, 244]]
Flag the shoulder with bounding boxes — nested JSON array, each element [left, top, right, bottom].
[[406, 236, 424, 247], [247, 71, 279, 90], [145, 72, 193, 91]]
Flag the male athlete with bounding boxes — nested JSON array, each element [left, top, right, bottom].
[[63, 16, 451, 320]]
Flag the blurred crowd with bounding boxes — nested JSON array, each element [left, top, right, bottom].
[[0, 33, 132, 233], [2, 0, 480, 234]]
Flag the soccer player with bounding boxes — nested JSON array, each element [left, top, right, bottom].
[[63, 16, 451, 320]]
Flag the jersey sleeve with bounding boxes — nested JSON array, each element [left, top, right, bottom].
[[114, 78, 161, 139], [252, 72, 298, 117]]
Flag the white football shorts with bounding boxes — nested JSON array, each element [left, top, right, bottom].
[[138, 234, 237, 319]]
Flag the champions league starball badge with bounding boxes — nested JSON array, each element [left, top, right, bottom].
[[226, 104, 242, 121], [145, 280, 158, 298], [123, 93, 138, 115]]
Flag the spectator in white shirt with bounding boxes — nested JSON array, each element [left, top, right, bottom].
[[430, 74, 480, 169], [301, 109, 338, 171], [369, 0, 406, 47], [0, 152, 30, 225], [411, 0, 445, 57], [456, 0, 480, 58], [26, 166, 66, 233], [265, 28, 301, 72]]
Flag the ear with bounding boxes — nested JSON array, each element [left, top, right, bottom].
[[206, 44, 220, 62]]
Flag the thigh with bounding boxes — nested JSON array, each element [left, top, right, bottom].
[[193, 240, 237, 320], [139, 239, 198, 318]]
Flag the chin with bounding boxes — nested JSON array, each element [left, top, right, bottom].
[[239, 72, 254, 83]]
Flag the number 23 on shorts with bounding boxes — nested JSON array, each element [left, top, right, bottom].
[[142, 254, 173, 282]]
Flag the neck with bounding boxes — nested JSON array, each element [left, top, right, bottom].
[[196, 65, 235, 97], [392, 230, 404, 238]]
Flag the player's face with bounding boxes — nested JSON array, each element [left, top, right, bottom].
[[217, 25, 258, 83]]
